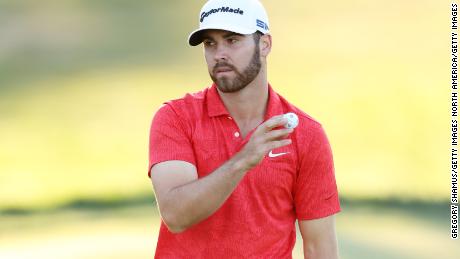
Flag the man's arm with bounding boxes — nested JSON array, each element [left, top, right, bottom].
[[151, 154, 248, 233], [299, 215, 339, 259], [150, 115, 293, 233]]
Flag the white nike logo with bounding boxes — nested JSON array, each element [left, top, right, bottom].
[[268, 150, 289, 158]]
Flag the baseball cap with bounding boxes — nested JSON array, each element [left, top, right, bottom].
[[188, 0, 270, 46]]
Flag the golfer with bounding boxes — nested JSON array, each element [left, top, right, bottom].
[[148, 0, 341, 258]]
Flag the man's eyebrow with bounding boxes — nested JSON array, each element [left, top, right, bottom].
[[201, 35, 213, 41]]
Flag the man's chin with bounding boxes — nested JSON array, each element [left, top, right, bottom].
[[214, 72, 234, 81], [215, 80, 232, 92], [216, 81, 247, 93]]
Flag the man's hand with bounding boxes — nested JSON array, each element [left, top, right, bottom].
[[238, 115, 293, 170]]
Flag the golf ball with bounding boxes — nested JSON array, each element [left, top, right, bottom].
[[283, 112, 299, 129]]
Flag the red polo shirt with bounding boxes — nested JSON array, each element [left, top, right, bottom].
[[148, 83, 340, 258]]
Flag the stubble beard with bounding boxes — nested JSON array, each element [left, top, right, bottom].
[[210, 46, 261, 93]]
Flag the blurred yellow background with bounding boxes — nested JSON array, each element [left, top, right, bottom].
[[0, 0, 456, 258]]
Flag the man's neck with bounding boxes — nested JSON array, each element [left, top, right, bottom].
[[216, 75, 269, 125]]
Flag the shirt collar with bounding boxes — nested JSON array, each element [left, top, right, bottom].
[[206, 83, 230, 117], [206, 83, 284, 119]]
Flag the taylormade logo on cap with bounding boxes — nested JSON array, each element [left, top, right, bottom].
[[188, 0, 270, 46], [200, 7, 244, 23]]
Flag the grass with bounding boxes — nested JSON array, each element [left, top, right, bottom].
[[0, 199, 457, 259]]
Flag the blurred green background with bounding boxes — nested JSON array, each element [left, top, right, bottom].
[[0, 0, 456, 258]]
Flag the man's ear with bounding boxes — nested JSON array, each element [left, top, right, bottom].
[[260, 34, 272, 57]]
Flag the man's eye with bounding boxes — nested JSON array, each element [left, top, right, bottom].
[[228, 38, 238, 44], [204, 41, 215, 46]]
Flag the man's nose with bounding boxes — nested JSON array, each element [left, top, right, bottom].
[[214, 44, 229, 62]]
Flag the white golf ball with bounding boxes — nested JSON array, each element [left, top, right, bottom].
[[283, 112, 299, 129]]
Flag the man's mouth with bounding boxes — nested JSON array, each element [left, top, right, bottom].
[[215, 66, 233, 74]]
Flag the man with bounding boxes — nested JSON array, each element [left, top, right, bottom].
[[148, 0, 341, 258]]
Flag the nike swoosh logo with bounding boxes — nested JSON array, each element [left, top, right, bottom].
[[268, 150, 289, 158]]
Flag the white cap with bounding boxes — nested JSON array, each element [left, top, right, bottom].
[[188, 0, 270, 46]]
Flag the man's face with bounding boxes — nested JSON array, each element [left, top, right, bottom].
[[202, 30, 261, 93]]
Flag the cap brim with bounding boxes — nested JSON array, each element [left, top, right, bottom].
[[188, 25, 256, 46]]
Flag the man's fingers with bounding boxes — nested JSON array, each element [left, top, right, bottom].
[[262, 115, 287, 132], [267, 139, 292, 151], [265, 128, 293, 141]]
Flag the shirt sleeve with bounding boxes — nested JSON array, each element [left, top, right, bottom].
[[147, 103, 196, 178], [294, 123, 341, 220]]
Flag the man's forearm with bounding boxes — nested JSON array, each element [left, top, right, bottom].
[[162, 151, 250, 233]]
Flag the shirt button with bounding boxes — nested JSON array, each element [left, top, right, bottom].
[[234, 132, 240, 137], [227, 116, 233, 120]]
